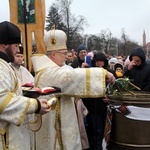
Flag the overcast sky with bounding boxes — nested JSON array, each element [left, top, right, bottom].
[[1, 0, 150, 45]]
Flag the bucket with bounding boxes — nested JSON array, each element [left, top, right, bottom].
[[107, 92, 150, 150]]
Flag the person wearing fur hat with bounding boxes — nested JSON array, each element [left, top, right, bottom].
[[0, 21, 50, 149], [93, 52, 112, 71], [31, 29, 115, 150], [124, 47, 150, 91], [71, 43, 89, 68]]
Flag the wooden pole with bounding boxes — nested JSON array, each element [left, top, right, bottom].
[[23, 0, 29, 70]]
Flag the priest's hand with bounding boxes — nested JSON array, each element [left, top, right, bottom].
[[39, 99, 51, 115], [106, 71, 115, 84]]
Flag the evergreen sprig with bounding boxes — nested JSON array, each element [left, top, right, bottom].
[[107, 77, 141, 96]]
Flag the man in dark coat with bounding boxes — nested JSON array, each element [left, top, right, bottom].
[[71, 44, 88, 68], [124, 47, 150, 91]]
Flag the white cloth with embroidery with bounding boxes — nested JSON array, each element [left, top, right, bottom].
[[31, 54, 107, 150], [0, 58, 37, 150]]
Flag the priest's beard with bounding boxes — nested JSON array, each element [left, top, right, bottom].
[[57, 56, 66, 67], [5, 45, 14, 62]]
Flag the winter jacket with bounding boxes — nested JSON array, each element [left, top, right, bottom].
[[124, 48, 150, 91]]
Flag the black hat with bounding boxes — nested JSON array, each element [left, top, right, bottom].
[[92, 52, 108, 69], [114, 63, 123, 70], [0, 21, 21, 44], [93, 52, 107, 61], [77, 44, 87, 54]]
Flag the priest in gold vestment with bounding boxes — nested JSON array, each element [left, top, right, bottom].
[[31, 29, 115, 150], [0, 21, 50, 150]]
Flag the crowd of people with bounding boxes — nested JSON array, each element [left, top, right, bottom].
[[0, 20, 150, 150]]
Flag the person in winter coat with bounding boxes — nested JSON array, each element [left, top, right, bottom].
[[114, 63, 124, 79], [82, 52, 114, 150], [92, 52, 114, 73], [71, 44, 89, 68], [124, 47, 150, 91]]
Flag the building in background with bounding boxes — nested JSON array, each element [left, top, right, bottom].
[[143, 30, 150, 57]]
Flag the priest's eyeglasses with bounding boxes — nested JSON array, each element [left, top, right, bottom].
[[56, 51, 68, 55]]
